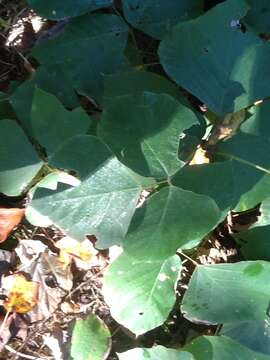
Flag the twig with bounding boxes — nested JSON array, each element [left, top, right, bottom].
[[4, 344, 53, 360], [0, 310, 10, 337], [177, 250, 199, 266]]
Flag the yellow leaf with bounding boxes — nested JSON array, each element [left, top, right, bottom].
[[3, 274, 39, 313], [56, 237, 98, 269]]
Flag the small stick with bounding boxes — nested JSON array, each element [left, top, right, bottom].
[[4, 344, 53, 360]]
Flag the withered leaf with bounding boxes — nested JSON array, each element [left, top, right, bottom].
[[0, 208, 25, 242], [2, 273, 39, 313]]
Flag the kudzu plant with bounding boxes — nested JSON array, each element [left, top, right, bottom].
[[1, 0, 270, 358]]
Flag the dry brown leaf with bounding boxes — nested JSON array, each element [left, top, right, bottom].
[[15, 240, 72, 322], [0, 208, 25, 242], [2, 273, 39, 313]]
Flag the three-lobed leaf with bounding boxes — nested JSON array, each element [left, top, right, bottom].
[[28, 135, 155, 248]]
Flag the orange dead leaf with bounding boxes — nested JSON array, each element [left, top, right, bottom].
[[0, 208, 25, 243], [2, 274, 39, 313]]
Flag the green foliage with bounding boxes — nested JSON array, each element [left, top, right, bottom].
[[103, 253, 181, 335], [0, 120, 43, 196], [27, 0, 112, 19], [2, 0, 270, 358], [159, 0, 270, 115], [182, 261, 270, 324], [123, 0, 204, 39], [70, 315, 111, 360]]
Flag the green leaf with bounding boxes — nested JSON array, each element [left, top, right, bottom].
[[234, 225, 270, 261], [172, 161, 235, 214], [10, 80, 35, 133], [241, 101, 270, 141], [244, 0, 270, 34], [103, 70, 185, 103], [31, 13, 129, 103], [30, 88, 90, 156], [255, 197, 270, 227], [98, 92, 200, 178], [217, 132, 270, 211], [28, 0, 112, 19], [50, 135, 112, 180], [28, 135, 154, 248], [103, 253, 181, 335], [221, 321, 270, 355], [0, 120, 43, 196], [34, 65, 79, 108], [184, 335, 269, 360], [70, 315, 111, 360], [118, 346, 193, 360], [159, 0, 270, 115], [182, 261, 270, 325], [123, 0, 203, 39], [123, 186, 220, 260], [26, 171, 80, 227]]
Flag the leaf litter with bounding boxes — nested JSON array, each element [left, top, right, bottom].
[[0, 220, 112, 359]]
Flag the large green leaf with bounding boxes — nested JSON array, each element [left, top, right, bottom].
[[98, 92, 200, 178], [217, 132, 270, 211], [118, 346, 193, 360], [28, 0, 112, 19], [123, 0, 203, 39], [26, 171, 80, 227], [31, 14, 129, 103], [10, 80, 35, 133], [241, 101, 270, 140], [118, 336, 269, 360], [103, 253, 180, 335], [159, 0, 270, 115], [103, 70, 184, 103], [10, 67, 78, 117], [182, 261, 270, 325], [185, 335, 269, 360], [49, 135, 112, 180], [34, 65, 79, 108], [123, 186, 220, 260], [70, 315, 111, 360], [234, 225, 270, 261], [0, 120, 43, 196], [244, 0, 270, 34], [221, 321, 270, 355], [172, 161, 235, 214], [28, 135, 154, 248], [29, 88, 90, 156]]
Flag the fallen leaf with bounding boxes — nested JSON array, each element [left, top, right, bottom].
[[15, 240, 72, 321], [56, 237, 98, 270], [0, 208, 25, 242], [2, 273, 39, 313]]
